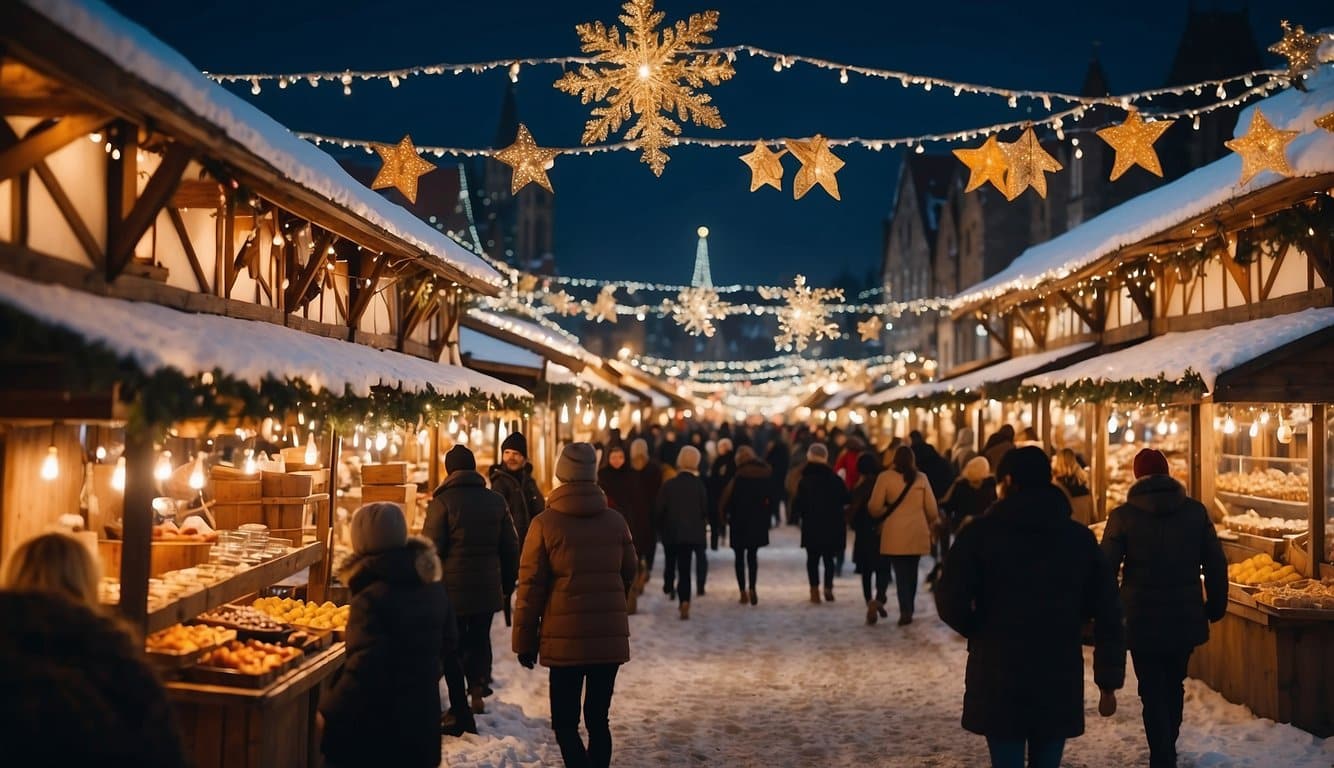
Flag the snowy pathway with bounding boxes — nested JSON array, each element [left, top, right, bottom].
[[439, 526, 1332, 767]]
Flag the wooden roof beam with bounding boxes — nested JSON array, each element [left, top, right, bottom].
[[0, 112, 108, 181]]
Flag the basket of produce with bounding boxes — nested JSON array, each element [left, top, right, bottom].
[[185, 639, 304, 688], [251, 596, 349, 638], [193, 605, 291, 641], [1227, 553, 1302, 589]]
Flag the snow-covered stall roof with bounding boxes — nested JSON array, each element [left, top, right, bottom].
[[953, 69, 1334, 308], [465, 309, 599, 367], [1022, 308, 1334, 394], [459, 327, 543, 371], [546, 363, 640, 404], [862, 343, 1093, 406], [20, 0, 503, 291], [0, 272, 529, 401]]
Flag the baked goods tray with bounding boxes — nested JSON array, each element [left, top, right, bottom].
[[146, 646, 206, 671], [184, 664, 279, 688], [190, 617, 291, 642]]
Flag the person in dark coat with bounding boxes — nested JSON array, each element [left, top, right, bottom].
[[935, 447, 1125, 768], [629, 438, 665, 595], [708, 438, 737, 550], [846, 452, 891, 624], [910, 430, 956, 499], [656, 428, 682, 467], [423, 445, 520, 715], [794, 443, 852, 604], [321, 503, 452, 767], [765, 432, 791, 527], [1102, 448, 1228, 768], [935, 455, 998, 575], [655, 445, 709, 619], [597, 443, 644, 613], [489, 431, 546, 549], [513, 443, 637, 768], [982, 424, 1016, 472], [719, 445, 773, 605]]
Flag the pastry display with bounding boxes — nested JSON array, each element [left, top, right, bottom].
[[1223, 509, 1307, 538], [1254, 579, 1334, 611], [1105, 441, 1188, 508], [197, 639, 303, 675], [146, 623, 236, 654], [1227, 553, 1302, 586], [196, 604, 290, 634], [252, 596, 349, 631], [152, 521, 219, 542], [1216, 468, 1309, 503]]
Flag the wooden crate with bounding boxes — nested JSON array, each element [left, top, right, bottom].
[[212, 501, 264, 531], [360, 483, 415, 512], [99, 539, 213, 578], [361, 462, 408, 485], [261, 471, 313, 498]]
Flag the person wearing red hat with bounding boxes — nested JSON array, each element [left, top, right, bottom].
[[1102, 448, 1228, 768]]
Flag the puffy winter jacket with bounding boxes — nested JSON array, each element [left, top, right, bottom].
[[489, 462, 545, 547], [422, 469, 520, 617], [868, 469, 940, 556], [721, 459, 774, 550], [656, 470, 709, 548], [795, 461, 852, 555]]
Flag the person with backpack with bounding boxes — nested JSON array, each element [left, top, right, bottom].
[[867, 446, 940, 625], [1102, 448, 1228, 768]]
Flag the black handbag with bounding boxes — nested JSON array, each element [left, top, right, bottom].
[[872, 481, 914, 534]]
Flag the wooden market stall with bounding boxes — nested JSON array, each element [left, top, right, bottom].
[[0, 2, 530, 765], [941, 67, 1334, 734]]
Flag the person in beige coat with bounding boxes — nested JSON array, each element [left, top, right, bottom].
[[868, 445, 940, 625], [513, 442, 637, 768]]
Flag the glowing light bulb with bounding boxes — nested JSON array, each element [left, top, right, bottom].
[[448, 416, 459, 435], [111, 457, 126, 491], [155, 451, 173, 481], [374, 431, 388, 452], [304, 433, 318, 465], [610, 414, 621, 430], [597, 409, 608, 430], [95, 446, 107, 461], [1169, 420, 1179, 435], [297, 411, 306, 426], [243, 449, 257, 475], [1156, 417, 1168, 436], [1222, 415, 1237, 435], [1276, 419, 1293, 445], [352, 430, 361, 448], [188, 453, 206, 490], [560, 404, 570, 424], [1107, 412, 1120, 433], [458, 430, 469, 446], [417, 429, 429, 447], [1248, 421, 1259, 438], [272, 232, 284, 247], [637, 63, 651, 80], [632, 410, 642, 426], [40, 444, 60, 481], [1063, 412, 1077, 428], [1123, 428, 1135, 444], [583, 408, 594, 426]]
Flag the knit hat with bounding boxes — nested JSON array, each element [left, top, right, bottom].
[[556, 442, 598, 483], [350, 502, 408, 555], [855, 452, 881, 478], [1132, 448, 1170, 479], [677, 445, 701, 472], [996, 445, 1050, 488], [807, 443, 829, 463], [445, 444, 476, 473], [501, 431, 529, 459], [630, 438, 650, 460]]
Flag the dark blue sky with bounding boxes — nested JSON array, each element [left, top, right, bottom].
[[109, 0, 1328, 287]]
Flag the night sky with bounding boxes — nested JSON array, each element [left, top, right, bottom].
[[107, 0, 1329, 288]]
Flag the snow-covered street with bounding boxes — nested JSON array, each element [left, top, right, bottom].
[[440, 526, 1333, 767]]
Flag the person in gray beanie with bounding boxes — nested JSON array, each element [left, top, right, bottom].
[[514, 443, 637, 768], [424, 444, 519, 717], [490, 429, 545, 550], [655, 445, 709, 619], [321, 503, 458, 765]]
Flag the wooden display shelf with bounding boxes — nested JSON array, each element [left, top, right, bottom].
[[146, 542, 325, 634], [1217, 490, 1310, 519], [166, 643, 345, 707]]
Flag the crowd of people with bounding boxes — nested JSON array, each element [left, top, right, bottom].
[[0, 416, 1231, 768]]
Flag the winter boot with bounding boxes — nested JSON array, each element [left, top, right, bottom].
[[633, 561, 648, 596], [749, 589, 758, 606], [627, 589, 639, 615], [897, 613, 913, 626], [679, 602, 690, 620], [876, 599, 889, 619], [470, 691, 486, 715], [823, 587, 835, 603], [739, 589, 749, 604], [866, 599, 879, 625], [441, 709, 478, 737], [810, 587, 822, 604], [664, 582, 675, 599]]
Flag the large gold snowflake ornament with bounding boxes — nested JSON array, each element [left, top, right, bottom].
[[585, 286, 620, 323], [555, 0, 734, 176], [767, 275, 844, 352], [669, 286, 728, 337]]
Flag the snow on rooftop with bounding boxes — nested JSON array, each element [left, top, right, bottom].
[[466, 309, 599, 366], [1023, 308, 1334, 393], [459, 327, 543, 370], [954, 68, 1334, 306], [546, 363, 640, 404], [863, 343, 1093, 406], [21, 0, 503, 289], [0, 272, 529, 401]]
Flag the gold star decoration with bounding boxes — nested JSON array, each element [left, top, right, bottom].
[[952, 135, 1009, 193], [546, 290, 578, 316], [370, 135, 436, 204], [585, 286, 619, 323], [555, 0, 734, 176], [787, 135, 845, 201], [1268, 20, 1324, 79], [1096, 111, 1175, 180], [495, 124, 560, 194], [516, 273, 539, 294], [1316, 111, 1334, 133], [856, 316, 883, 343], [1224, 108, 1299, 185], [1001, 127, 1063, 200], [739, 141, 787, 192]]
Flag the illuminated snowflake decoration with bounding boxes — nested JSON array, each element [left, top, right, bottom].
[[767, 275, 843, 352], [668, 286, 728, 337], [516, 273, 539, 294], [554, 0, 734, 176], [545, 290, 579, 316], [585, 286, 619, 323]]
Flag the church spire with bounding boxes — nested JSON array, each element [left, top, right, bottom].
[[691, 226, 713, 288]]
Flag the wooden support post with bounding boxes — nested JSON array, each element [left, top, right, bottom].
[[1037, 394, 1051, 453], [308, 432, 340, 602], [1197, 402, 1217, 520], [1311, 403, 1327, 576], [1091, 401, 1107, 522], [429, 424, 441, 491], [118, 424, 156, 632]]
